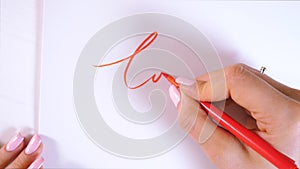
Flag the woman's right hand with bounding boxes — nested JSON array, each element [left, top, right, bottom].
[[169, 64, 300, 169]]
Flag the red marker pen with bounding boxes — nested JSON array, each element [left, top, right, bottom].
[[162, 73, 298, 169]]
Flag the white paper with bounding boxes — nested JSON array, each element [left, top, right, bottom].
[[0, 0, 42, 144], [39, 1, 300, 168], [2, 0, 300, 168]]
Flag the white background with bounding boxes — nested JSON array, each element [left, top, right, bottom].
[[1, 0, 300, 168]]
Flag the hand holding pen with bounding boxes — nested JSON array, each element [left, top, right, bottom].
[[167, 64, 299, 169], [95, 32, 298, 168]]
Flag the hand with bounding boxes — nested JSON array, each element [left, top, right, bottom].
[[169, 64, 300, 169], [0, 133, 44, 168]]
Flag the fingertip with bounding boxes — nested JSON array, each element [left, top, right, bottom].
[[175, 76, 212, 101], [28, 156, 44, 169], [5, 132, 25, 152], [175, 77, 195, 86], [179, 80, 203, 101], [25, 134, 42, 155], [6, 134, 44, 169], [0, 133, 26, 168]]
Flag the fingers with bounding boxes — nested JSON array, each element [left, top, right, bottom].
[[0, 133, 44, 169], [0, 133, 25, 168], [169, 85, 254, 168], [177, 64, 299, 133], [7, 134, 43, 168], [190, 110, 253, 168]]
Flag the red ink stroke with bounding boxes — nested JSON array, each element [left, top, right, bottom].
[[95, 32, 165, 89]]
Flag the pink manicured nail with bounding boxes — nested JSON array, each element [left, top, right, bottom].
[[176, 77, 195, 86], [25, 134, 42, 155], [28, 156, 44, 169], [6, 133, 24, 152], [169, 85, 181, 107]]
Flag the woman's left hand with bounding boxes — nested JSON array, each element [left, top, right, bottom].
[[0, 133, 44, 169]]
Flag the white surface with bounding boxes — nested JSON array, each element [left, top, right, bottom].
[[39, 1, 216, 168], [1, 0, 300, 168], [39, 1, 300, 168], [0, 0, 42, 143]]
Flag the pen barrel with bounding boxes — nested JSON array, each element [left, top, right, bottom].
[[200, 101, 298, 169]]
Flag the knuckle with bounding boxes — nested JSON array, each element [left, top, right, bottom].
[[8, 152, 40, 168], [196, 80, 207, 99], [225, 63, 248, 82], [9, 157, 26, 168]]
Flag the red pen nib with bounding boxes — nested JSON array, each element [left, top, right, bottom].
[[161, 72, 179, 88]]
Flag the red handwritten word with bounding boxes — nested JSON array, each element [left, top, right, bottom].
[[95, 32, 165, 89]]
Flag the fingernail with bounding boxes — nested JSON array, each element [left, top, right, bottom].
[[28, 156, 44, 169], [169, 85, 181, 107], [25, 134, 42, 155], [6, 133, 24, 152], [176, 77, 195, 86]]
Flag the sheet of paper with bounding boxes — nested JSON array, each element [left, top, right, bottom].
[[40, 1, 300, 168], [0, 0, 42, 144]]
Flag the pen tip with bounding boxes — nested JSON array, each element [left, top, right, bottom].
[[161, 72, 179, 88], [161, 72, 169, 78]]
